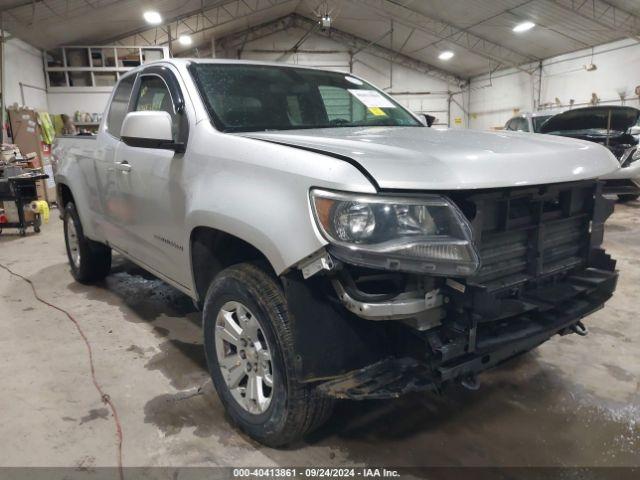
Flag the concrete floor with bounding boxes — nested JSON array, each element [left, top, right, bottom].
[[0, 203, 638, 470]]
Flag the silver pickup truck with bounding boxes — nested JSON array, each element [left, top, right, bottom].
[[54, 59, 620, 446]]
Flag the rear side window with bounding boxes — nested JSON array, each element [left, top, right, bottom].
[[106, 75, 135, 138]]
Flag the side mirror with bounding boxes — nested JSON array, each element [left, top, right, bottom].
[[417, 113, 436, 127], [120, 111, 185, 152]]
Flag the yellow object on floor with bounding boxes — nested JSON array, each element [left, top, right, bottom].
[[29, 200, 50, 223]]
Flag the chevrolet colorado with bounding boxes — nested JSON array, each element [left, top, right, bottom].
[[54, 59, 620, 446]]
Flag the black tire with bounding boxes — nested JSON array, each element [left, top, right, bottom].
[[63, 202, 111, 283], [203, 263, 334, 447], [618, 194, 639, 202]]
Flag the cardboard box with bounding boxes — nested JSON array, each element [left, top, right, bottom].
[[8, 107, 53, 204], [8, 109, 42, 157]]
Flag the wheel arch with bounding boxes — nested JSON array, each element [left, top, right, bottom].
[[189, 225, 279, 303], [57, 183, 75, 210]]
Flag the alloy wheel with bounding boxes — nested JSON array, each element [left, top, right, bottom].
[[65, 216, 81, 269], [215, 301, 274, 414]]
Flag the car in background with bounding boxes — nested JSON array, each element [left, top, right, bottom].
[[506, 106, 640, 202], [504, 110, 563, 133], [539, 106, 640, 202]]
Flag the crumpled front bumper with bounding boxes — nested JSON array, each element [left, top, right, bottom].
[[317, 266, 618, 400]]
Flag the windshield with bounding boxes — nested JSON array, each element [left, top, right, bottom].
[[532, 115, 552, 132], [189, 63, 421, 132]]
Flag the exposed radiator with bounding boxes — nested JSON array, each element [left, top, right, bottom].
[[453, 181, 596, 292]]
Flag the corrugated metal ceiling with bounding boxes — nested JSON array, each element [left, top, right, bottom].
[[0, 0, 638, 78]]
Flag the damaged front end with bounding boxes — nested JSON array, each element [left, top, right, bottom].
[[285, 180, 618, 400]]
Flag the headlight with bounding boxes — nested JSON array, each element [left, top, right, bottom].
[[311, 189, 480, 276]]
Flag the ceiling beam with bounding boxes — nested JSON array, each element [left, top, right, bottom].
[[217, 13, 464, 84], [101, 0, 294, 46], [548, 0, 640, 42], [350, 0, 539, 72]]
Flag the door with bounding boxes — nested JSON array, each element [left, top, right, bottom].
[[94, 73, 136, 241], [110, 69, 191, 288]]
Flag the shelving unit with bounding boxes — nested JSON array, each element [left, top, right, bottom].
[[44, 46, 170, 90]]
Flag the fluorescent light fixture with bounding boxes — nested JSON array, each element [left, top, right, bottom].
[[143, 10, 162, 25], [513, 21, 535, 33], [438, 51, 454, 60], [178, 35, 192, 46]]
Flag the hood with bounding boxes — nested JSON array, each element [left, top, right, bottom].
[[539, 106, 640, 136], [237, 126, 619, 191]]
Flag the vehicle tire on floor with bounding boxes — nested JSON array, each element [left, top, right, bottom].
[[63, 202, 112, 283], [203, 263, 334, 447]]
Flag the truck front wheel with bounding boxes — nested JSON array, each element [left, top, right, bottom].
[[63, 202, 112, 283], [203, 263, 333, 447]]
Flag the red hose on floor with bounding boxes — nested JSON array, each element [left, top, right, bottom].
[[0, 263, 124, 480]]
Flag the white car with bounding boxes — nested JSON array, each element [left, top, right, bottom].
[[504, 110, 563, 133], [54, 59, 620, 446], [506, 106, 640, 201]]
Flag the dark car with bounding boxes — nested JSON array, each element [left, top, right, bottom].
[[539, 106, 640, 201]]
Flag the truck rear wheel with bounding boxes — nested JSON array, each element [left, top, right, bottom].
[[63, 202, 111, 283], [203, 263, 333, 447]]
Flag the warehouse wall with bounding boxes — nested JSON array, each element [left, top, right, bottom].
[[1, 38, 111, 118], [3, 37, 47, 111], [218, 27, 466, 127], [469, 38, 640, 130], [47, 90, 112, 118]]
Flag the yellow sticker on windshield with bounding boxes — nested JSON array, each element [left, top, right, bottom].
[[369, 107, 387, 116]]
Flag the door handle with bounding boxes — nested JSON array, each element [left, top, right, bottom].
[[115, 161, 132, 173]]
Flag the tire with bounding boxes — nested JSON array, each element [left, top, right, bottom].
[[203, 263, 334, 447], [63, 202, 111, 283], [618, 194, 639, 202]]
